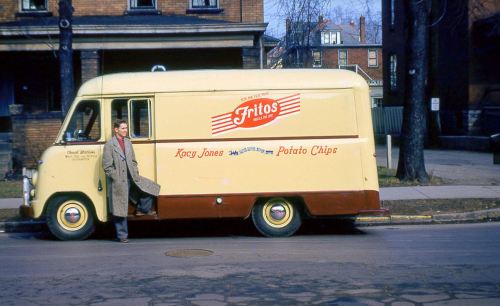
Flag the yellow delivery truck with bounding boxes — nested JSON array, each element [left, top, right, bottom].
[[21, 69, 384, 240]]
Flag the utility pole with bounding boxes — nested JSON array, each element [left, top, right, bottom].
[[59, 0, 74, 117]]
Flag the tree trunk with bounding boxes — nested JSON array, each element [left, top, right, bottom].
[[396, 0, 430, 183], [59, 0, 74, 117]]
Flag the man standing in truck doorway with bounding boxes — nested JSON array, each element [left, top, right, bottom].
[[103, 120, 160, 243]]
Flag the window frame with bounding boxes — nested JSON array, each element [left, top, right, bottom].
[[20, 0, 48, 12], [63, 99, 102, 143], [312, 50, 322, 68], [129, 0, 157, 10], [322, 32, 330, 45], [389, 54, 397, 91], [321, 31, 340, 45], [371, 97, 383, 108], [128, 98, 152, 139], [390, 0, 395, 29], [368, 49, 378, 67], [190, 0, 219, 9], [338, 49, 348, 66]]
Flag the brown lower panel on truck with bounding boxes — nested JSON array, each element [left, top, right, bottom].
[[155, 190, 380, 219]]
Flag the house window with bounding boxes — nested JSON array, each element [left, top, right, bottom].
[[390, 0, 395, 28], [192, 0, 218, 8], [312, 50, 322, 68], [338, 50, 348, 65], [323, 32, 330, 44], [321, 32, 340, 45], [368, 49, 378, 67], [130, 0, 156, 9], [390, 54, 397, 91], [332, 32, 339, 44], [371, 97, 383, 108], [21, 0, 47, 11]]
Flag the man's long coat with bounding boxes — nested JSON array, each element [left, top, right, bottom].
[[102, 136, 160, 217]]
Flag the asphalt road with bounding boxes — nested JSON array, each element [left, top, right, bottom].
[[1, 223, 499, 305]]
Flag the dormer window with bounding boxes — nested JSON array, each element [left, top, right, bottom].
[[192, 0, 218, 9], [130, 0, 156, 10], [21, 0, 47, 11], [321, 31, 341, 45]]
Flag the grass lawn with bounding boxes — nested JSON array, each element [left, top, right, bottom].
[[0, 180, 22, 198], [377, 166, 447, 187]]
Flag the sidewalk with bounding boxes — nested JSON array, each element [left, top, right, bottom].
[[380, 185, 500, 201], [0, 198, 21, 209]]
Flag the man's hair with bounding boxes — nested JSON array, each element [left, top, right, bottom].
[[113, 119, 128, 129]]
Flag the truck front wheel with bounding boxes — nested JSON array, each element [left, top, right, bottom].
[[251, 197, 302, 237], [46, 196, 95, 241]]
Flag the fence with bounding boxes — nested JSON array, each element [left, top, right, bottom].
[[371, 106, 403, 135]]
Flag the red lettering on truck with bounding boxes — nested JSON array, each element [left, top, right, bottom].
[[211, 93, 301, 136]]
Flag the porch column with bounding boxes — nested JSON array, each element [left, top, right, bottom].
[[80, 50, 100, 83]]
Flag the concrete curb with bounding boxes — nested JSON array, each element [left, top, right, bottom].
[[356, 208, 500, 226]]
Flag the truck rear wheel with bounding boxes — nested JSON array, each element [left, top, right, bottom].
[[46, 196, 95, 241], [251, 197, 302, 237]]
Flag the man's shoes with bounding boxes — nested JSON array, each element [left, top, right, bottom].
[[115, 238, 128, 243], [135, 210, 156, 216]]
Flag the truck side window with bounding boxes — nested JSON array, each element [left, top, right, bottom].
[[130, 99, 151, 138], [64, 100, 100, 142], [111, 99, 128, 123]]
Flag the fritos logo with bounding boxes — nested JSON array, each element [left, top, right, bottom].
[[212, 93, 301, 136]]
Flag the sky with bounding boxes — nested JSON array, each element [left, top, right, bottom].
[[263, 0, 382, 38]]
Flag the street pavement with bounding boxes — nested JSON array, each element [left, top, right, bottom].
[[1, 223, 499, 305]]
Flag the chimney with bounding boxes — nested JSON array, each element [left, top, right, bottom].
[[318, 15, 324, 25], [359, 15, 366, 43]]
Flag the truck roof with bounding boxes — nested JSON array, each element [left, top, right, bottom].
[[77, 69, 368, 97]]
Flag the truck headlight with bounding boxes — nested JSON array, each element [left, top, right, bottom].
[[32, 170, 38, 186]]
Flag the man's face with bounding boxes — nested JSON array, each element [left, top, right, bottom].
[[114, 123, 128, 138]]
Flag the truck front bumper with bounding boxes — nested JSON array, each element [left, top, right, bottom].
[[19, 205, 34, 218]]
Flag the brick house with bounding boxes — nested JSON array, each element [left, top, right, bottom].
[[269, 16, 383, 107], [382, 0, 500, 136], [0, 0, 267, 173]]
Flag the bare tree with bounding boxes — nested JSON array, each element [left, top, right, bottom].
[[59, 0, 75, 117], [396, 0, 431, 183], [278, 0, 331, 67], [328, 4, 382, 44]]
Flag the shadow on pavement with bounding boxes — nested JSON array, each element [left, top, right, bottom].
[[5, 219, 367, 241], [90, 218, 366, 241]]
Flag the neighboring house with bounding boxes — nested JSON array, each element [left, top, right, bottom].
[[0, 0, 266, 172], [382, 0, 500, 136], [270, 16, 383, 108]]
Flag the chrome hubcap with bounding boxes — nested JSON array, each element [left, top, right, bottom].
[[64, 207, 81, 224], [270, 205, 286, 220]]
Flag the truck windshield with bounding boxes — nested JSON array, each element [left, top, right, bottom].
[[64, 100, 101, 142]]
